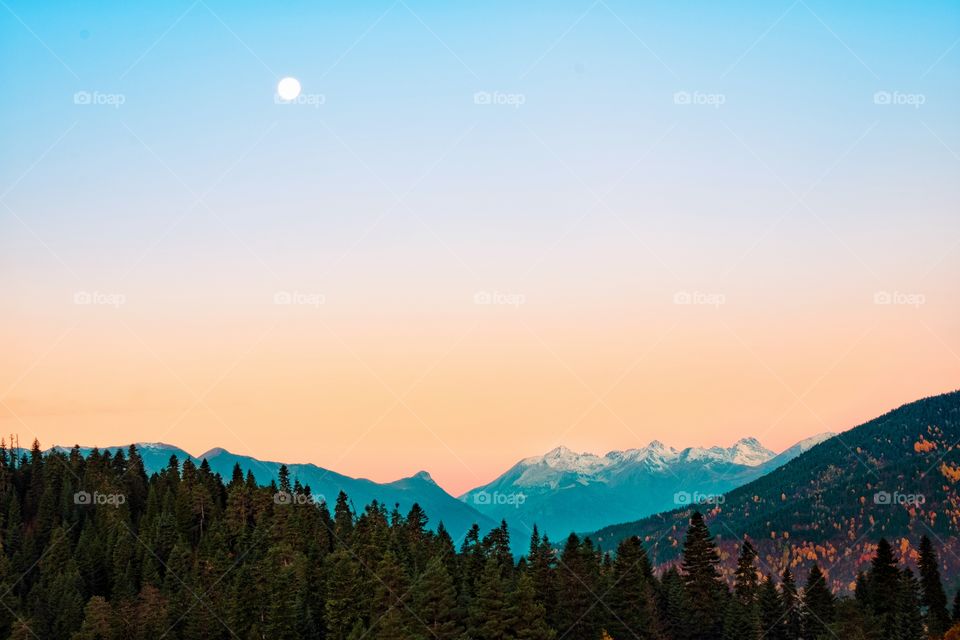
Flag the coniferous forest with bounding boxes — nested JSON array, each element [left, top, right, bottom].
[[1, 440, 958, 640]]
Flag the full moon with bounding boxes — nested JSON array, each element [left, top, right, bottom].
[[277, 77, 302, 101]]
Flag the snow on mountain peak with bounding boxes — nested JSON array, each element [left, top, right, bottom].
[[727, 437, 776, 466], [504, 435, 800, 490]]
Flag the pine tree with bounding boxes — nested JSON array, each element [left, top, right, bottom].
[[680, 512, 726, 640], [868, 538, 901, 636], [722, 540, 760, 640], [324, 549, 363, 640], [802, 564, 834, 639], [898, 568, 924, 640], [527, 528, 556, 628], [369, 550, 411, 640], [411, 555, 461, 640], [660, 567, 691, 640], [780, 568, 802, 640], [468, 557, 509, 640], [333, 491, 354, 547], [606, 536, 660, 640], [508, 571, 555, 640], [758, 575, 783, 640], [554, 534, 602, 640], [919, 535, 951, 637]]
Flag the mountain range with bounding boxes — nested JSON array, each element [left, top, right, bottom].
[[52, 430, 832, 549], [458, 433, 834, 543], [49, 443, 498, 541]]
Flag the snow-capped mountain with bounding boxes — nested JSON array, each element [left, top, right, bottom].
[[459, 433, 834, 548]]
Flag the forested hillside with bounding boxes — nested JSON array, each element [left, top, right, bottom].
[[591, 390, 960, 592], [1, 438, 959, 639]]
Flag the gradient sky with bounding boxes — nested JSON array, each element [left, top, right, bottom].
[[1, 0, 958, 495]]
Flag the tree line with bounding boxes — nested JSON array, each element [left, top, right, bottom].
[[0, 440, 957, 640]]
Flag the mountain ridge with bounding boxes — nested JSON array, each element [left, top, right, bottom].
[[587, 389, 960, 591], [458, 432, 835, 545]]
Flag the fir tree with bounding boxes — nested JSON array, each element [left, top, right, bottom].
[[468, 557, 510, 640], [411, 555, 461, 640], [780, 568, 802, 640], [555, 533, 602, 640], [660, 567, 691, 640], [680, 512, 726, 640], [508, 571, 555, 640], [803, 564, 835, 639], [606, 536, 660, 640], [899, 568, 925, 640], [722, 540, 761, 640], [758, 575, 783, 640], [919, 536, 951, 638]]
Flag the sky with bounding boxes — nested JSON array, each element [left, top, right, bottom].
[[1, 0, 958, 496]]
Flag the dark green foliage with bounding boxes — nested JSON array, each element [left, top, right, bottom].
[[721, 540, 760, 640], [554, 533, 602, 640], [508, 571, 554, 640], [803, 565, 835, 639], [467, 557, 509, 639], [0, 441, 946, 640], [410, 555, 461, 640], [680, 512, 726, 640], [758, 575, 783, 640], [780, 568, 803, 640], [607, 535, 661, 640], [919, 536, 951, 637]]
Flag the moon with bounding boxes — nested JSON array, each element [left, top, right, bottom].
[[277, 77, 302, 101]]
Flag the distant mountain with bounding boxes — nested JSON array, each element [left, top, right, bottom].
[[459, 433, 833, 546], [49, 443, 495, 542], [588, 390, 960, 591]]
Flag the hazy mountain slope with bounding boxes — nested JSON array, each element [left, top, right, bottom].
[[51, 443, 494, 541], [589, 390, 960, 591]]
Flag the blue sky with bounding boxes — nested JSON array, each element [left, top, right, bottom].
[[1, 0, 958, 491]]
